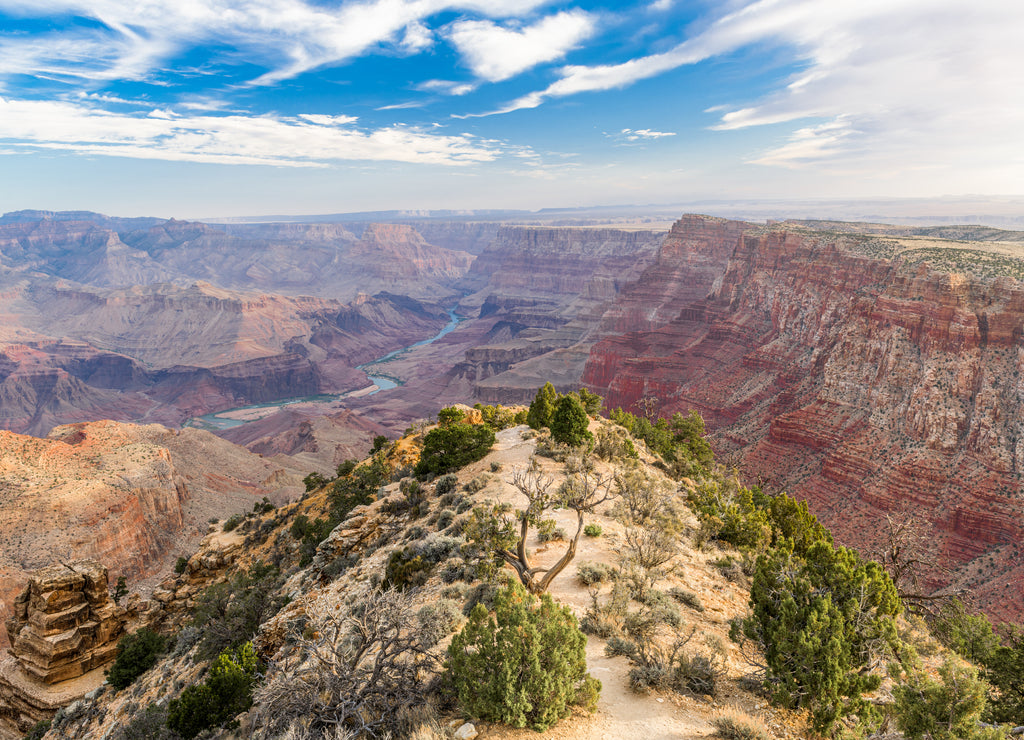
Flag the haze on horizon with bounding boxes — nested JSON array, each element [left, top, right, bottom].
[[0, 0, 1021, 220]]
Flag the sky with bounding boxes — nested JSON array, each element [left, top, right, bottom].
[[0, 0, 1022, 218]]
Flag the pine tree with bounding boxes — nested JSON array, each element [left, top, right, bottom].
[[526, 382, 558, 430], [550, 394, 592, 446]]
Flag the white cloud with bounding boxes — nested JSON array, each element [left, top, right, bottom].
[[0, 97, 512, 166], [417, 79, 478, 96], [471, 0, 1024, 189], [400, 21, 435, 53], [447, 10, 596, 82], [0, 0, 554, 86], [608, 128, 676, 143]]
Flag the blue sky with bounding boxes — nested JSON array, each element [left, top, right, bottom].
[[0, 0, 1021, 218]]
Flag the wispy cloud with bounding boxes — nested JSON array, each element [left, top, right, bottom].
[[447, 10, 596, 82], [417, 79, 477, 96], [0, 0, 554, 87], [469, 0, 1024, 184], [0, 97, 513, 166], [607, 128, 676, 143]]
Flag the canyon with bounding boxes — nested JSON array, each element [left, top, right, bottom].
[[1, 207, 1023, 645]]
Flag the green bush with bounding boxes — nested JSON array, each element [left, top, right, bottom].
[[688, 480, 770, 551], [584, 523, 603, 537], [984, 626, 1024, 724], [473, 403, 521, 431], [447, 581, 600, 731], [22, 720, 50, 740], [536, 518, 566, 542], [437, 406, 464, 426], [893, 656, 997, 740], [174, 556, 188, 574], [415, 422, 496, 476], [527, 382, 558, 430], [668, 587, 704, 612], [417, 599, 464, 648], [107, 628, 167, 690], [302, 471, 329, 492], [576, 387, 603, 416], [111, 703, 177, 740], [435, 473, 459, 495], [550, 394, 592, 447], [222, 514, 243, 532], [289, 513, 335, 566], [608, 409, 713, 478], [167, 643, 257, 739], [735, 540, 901, 734], [576, 561, 612, 585], [929, 597, 1001, 665], [712, 714, 770, 740], [384, 548, 433, 590], [191, 561, 284, 660]]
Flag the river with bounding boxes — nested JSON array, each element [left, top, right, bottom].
[[184, 307, 463, 431]]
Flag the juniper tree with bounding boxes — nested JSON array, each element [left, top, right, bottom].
[[526, 382, 558, 430], [550, 394, 592, 447], [447, 581, 599, 731], [735, 540, 901, 734]]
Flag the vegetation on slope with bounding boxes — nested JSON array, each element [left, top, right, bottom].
[[36, 389, 1024, 740]]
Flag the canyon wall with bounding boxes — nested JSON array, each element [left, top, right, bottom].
[[445, 226, 666, 404], [584, 220, 1024, 620], [0, 420, 307, 649]]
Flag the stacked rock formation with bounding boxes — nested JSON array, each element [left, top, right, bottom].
[[5, 560, 126, 684]]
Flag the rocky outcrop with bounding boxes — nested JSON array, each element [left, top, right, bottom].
[[585, 221, 1024, 620], [0, 421, 306, 649], [5, 561, 126, 684]]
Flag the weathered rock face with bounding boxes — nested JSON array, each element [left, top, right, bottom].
[[0, 420, 306, 649], [5, 560, 127, 684], [585, 222, 1024, 620], [595, 214, 752, 334], [438, 226, 664, 405], [460, 226, 664, 304]]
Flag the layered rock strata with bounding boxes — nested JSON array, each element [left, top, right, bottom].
[[444, 227, 665, 404], [5, 561, 126, 684], [585, 220, 1024, 620], [0, 420, 306, 649]]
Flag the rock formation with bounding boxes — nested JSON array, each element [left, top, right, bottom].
[[0, 420, 306, 649], [584, 219, 1024, 620], [5, 561, 126, 684]]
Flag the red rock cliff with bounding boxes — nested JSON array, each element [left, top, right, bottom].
[[585, 222, 1024, 621]]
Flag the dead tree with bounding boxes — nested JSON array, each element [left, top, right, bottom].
[[466, 458, 613, 594], [872, 512, 960, 616]]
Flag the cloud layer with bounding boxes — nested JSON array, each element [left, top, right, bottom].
[[1, 0, 1021, 203], [0, 97, 507, 166]]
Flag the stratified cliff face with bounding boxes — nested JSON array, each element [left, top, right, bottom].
[[0, 420, 307, 649], [596, 215, 752, 334], [0, 215, 474, 301], [460, 226, 664, 304], [441, 226, 664, 404], [585, 223, 1024, 620]]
